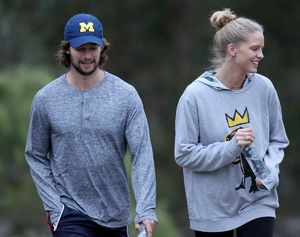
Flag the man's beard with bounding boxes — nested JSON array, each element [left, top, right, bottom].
[[71, 60, 99, 76]]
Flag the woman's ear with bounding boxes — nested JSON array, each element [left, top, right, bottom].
[[227, 43, 237, 57]]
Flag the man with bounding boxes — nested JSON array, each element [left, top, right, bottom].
[[25, 13, 158, 237]]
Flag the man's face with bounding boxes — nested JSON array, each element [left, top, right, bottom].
[[69, 43, 102, 76]]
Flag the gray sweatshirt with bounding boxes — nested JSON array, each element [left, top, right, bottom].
[[25, 71, 157, 228], [175, 71, 289, 232]]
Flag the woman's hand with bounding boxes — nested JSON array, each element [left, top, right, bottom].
[[235, 127, 255, 148]]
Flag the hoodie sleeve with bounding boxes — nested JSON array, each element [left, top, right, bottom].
[[125, 89, 158, 224], [260, 87, 289, 191], [24, 93, 63, 224], [174, 91, 243, 172]]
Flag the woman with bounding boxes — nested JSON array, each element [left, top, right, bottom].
[[174, 8, 289, 237]]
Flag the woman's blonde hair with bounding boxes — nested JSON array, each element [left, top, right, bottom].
[[209, 8, 263, 69]]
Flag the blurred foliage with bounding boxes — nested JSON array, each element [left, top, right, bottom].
[[0, 0, 300, 236], [0, 67, 52, 236]]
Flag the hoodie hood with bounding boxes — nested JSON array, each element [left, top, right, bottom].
[[196, 71, 253, 91]]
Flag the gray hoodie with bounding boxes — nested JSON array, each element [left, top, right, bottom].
[[25, 71, 157, 228], [174, 71, 289, 232]]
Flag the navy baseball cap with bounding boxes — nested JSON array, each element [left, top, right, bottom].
[[64, 13, 104, 48]]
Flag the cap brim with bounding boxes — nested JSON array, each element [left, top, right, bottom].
[[69, 36, 104, 48]]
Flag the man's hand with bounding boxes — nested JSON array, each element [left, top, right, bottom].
[[135, 220, 157, 237]]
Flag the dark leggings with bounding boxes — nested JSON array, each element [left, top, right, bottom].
[[195, 217, 274, 237]]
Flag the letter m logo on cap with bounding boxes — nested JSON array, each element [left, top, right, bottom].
[[79, 22, 95, 32]]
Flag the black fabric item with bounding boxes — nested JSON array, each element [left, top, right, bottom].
[[194, 217, 274, 237], [51, 206, 128, 237]]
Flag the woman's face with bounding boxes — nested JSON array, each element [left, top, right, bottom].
[[233, 31, 265, 74]]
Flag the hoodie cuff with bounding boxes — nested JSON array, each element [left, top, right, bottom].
[[226, 137, 243, 159]]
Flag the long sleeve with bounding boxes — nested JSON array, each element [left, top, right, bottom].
[[125, 89, 158, 224], [174, 95, 243, 172], [25, 93, 63, 224], [261, 88, 289, 190]]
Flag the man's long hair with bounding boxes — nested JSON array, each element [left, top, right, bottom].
[[56, 38, 110, 69]]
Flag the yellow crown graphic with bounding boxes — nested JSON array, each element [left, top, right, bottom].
[[225, 107, 250, 128]]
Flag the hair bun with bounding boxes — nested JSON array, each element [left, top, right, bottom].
[[210, 8, 237, 30]]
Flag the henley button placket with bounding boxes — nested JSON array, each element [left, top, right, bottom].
[[82, 92, 92, 128]]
